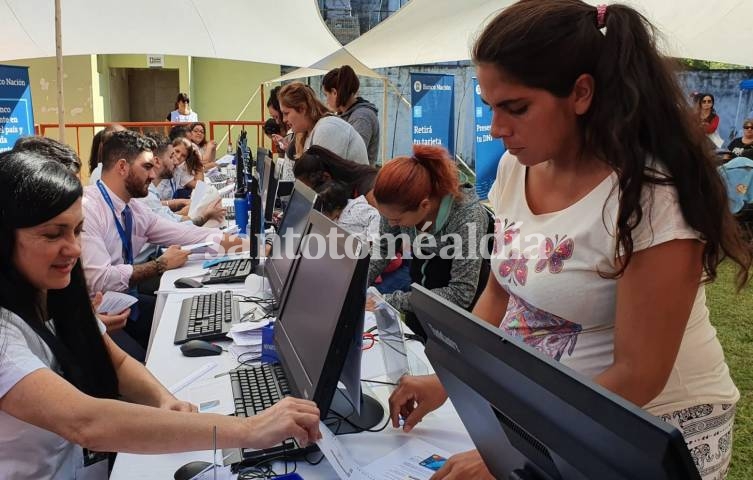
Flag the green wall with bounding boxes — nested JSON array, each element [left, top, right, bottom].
[[1, 54, 281, 174], [191, 58, 279, 153]]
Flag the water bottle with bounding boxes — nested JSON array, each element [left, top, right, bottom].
[[234, 193, 249, 234]]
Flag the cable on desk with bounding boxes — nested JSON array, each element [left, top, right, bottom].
[[323, 388, 391, 435], [360, 378, 398, 386], [237, 440, 297, 479]]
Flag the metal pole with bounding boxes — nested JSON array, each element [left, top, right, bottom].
[[55, 0, 65, 142], [382, 77, 388, 165]]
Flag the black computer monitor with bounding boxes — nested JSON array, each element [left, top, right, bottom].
[[265, 180, 318, 304], [234, 146, 247, 195], [258, 155, 276, 227], [410, 285, 701, 480], [256, 147, 270, 182], [263, 161, 280, 225], [274, 211, 383, 432]]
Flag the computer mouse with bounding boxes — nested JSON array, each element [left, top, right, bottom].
[[180, 340, 223, 357], [174, 460, 212, 480], [174, 277, 203, 288]]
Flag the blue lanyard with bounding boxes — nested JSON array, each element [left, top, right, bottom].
[[96, 180, 133, 264], [169, 179, 176, 196]]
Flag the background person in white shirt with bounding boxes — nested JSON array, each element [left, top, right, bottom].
[[0, 151, 320, 479], [387, 2, 752, 479], [167, 92, 198, 123]]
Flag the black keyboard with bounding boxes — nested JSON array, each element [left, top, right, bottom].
[[230, 365, 299, 460], [207, 172, 229, 183], [173, 290, 239, 344], [203, 259, 252, 284]]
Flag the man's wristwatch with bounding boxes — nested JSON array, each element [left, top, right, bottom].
[[154, 257, 167, 275]]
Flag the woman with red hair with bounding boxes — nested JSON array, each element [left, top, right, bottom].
[[368, 145, 491, 341]]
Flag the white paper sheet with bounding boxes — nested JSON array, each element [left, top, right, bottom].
[[188, 376, 236, 416], [361, 438, 452, 480], [96, 291, 138, 314]]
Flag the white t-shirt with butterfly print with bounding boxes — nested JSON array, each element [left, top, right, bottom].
[[487, 152, 739, 415]]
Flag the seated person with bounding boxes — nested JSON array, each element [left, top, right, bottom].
[[81, 131, 245, 352], [278, 82, 369, 165], [141, 132, 224, 225], [88, 124, 126, 185], [12, 135, 81, 177], [387, 2, 750, 478], [0, 150, 320, 478], [367, 145, 490, 340], [186, 122, 218, 171], [171, 136, 204, 198], [316, 179, 380, 242], [294, 145, 378, 201], [727, 119, 753, 159]]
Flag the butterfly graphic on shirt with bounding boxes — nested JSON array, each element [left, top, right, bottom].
[[493, 217, 521, 255], [535, 234, 574, 274], [501, 292, 583, 361], [498, 249, 529, 286]]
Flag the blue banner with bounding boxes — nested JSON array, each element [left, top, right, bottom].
[[0, 65, 34, 153], [410, 73, 454, 155], [473, 77, 505, 200]]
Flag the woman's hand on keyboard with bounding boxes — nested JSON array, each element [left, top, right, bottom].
[[247, 397, 321, 448]]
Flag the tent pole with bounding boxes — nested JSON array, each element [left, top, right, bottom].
[[55, 0, 65, 143], [382, 77, 388, 165]]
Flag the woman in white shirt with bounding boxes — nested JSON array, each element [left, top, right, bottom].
[[387, 2, 752, 479], [0, 151, 320, 479], [168, 92, 198, 123], [171, 136, 204, 197], [278, 82, 369, 165]]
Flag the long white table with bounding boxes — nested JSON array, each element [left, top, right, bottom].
[[111, 261, 474, 479]]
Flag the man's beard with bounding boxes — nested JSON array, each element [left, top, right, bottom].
[[125, 171, 149, 198]]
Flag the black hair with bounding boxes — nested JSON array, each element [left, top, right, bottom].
[[473, 0, 751, 288], [0, 151, 118, 399], [322, 65, 360, 110], [698, 92, 717, 122], [144, 131, 171, 157], [294, 145, 377, 197], [176, 92, 190, 104], [187, 122, 207, 148], [263, 118, 281, 136], [101, 130, 155, 171], [13, 136, 81, 174], [88, 124, 125, 174], [267, 86, 282, 112], [315, 180, 351, 216], [168, 124, 190, 141]]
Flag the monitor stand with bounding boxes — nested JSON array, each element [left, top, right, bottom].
[[328, 388, 384, 435]]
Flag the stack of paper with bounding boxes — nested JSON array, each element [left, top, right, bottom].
[[226, 319, 269, 357]]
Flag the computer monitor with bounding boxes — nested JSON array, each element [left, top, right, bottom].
[[263, 161, 280, 226], [234, 145, 246, 195], [256, 147, 270, 182], [410, 285, 701, 480], [274, 211, 383, 432], [258, 155, 276, 227], [265, 180, 318, 304]]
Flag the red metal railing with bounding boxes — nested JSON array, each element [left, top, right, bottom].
[[36, 120, 270, 158]]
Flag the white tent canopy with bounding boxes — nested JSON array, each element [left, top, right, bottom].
[[267, 47, 384, 84], [0, 0, 342, 67], [345, 0, 753, 68]]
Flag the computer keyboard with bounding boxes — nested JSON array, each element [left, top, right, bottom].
[[203, 258, 252, 284], [173, 290, 239, 344], [207, 171, 229, 183], [230, 364, 298, 459]]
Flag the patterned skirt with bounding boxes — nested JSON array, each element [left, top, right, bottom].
[[660, 403, 736, 480]]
